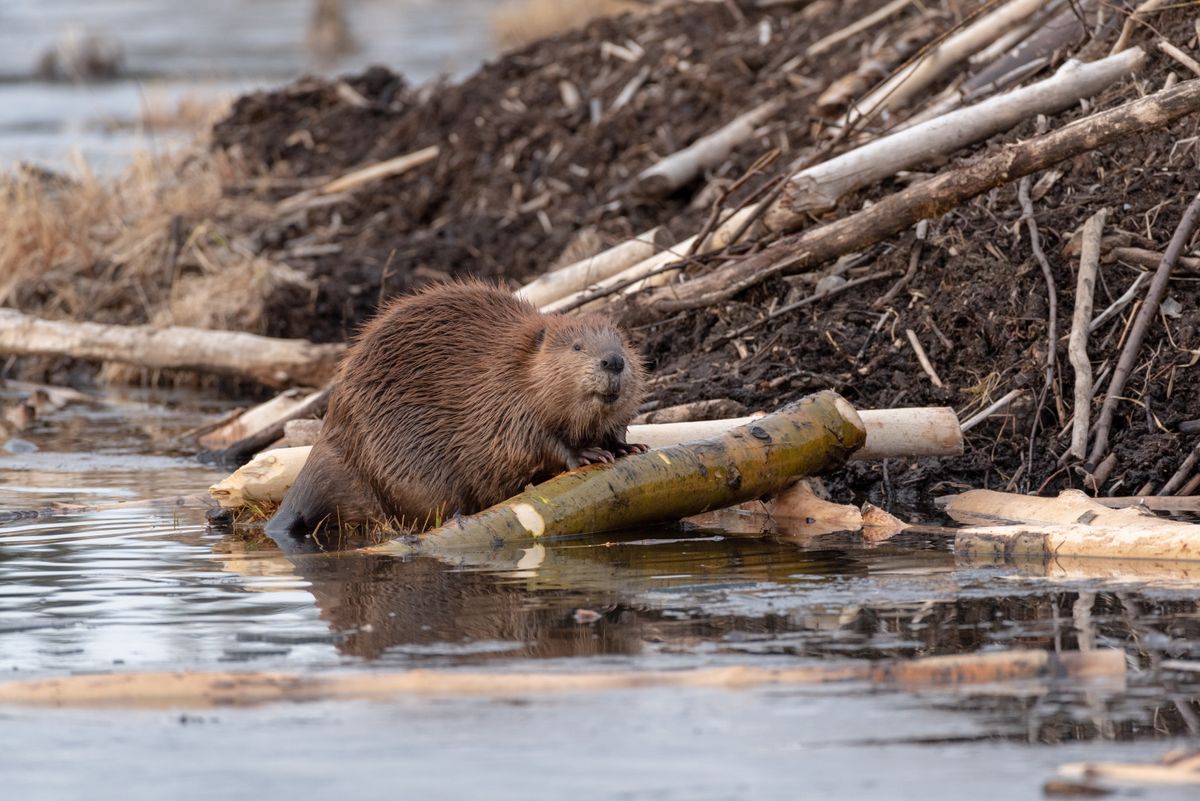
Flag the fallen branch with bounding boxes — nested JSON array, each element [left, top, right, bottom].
[[639, 76, 1200, 312], [634, 99, 783, 197], [0, 309, 344, 389], [806, 0, 915, 58], [0, 648, 1121, 708], [847, 0, 1048, 124], [517, 227, 670, 308], [767, 48, 1145, 224], [275, 145, 440, 213], [943, 489, 1200, 561], [1067, 208, 1105, 461], [199, 385, 332, 466], [1087, 191, 1200, 467]]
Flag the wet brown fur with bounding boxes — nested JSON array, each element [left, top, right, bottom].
[[267, 280, 645, 541]]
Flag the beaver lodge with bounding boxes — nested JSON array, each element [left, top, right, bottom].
[[5, 9, 1200, 575]]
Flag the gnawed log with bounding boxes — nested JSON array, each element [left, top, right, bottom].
[[199, 385, 331, 465], [0, 648, 1124, 708], [0, 309, 344, 389], [943, 489, 1200, 562], [208, 404, 962, 510], [765, 48, 1145, 225], [372, 391, 866, 552], [641, 76, 1200, 312], [195, 388, 313, 450]]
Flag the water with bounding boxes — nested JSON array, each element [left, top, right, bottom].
[[0, 0, 499, 171], [2, 391, 1200, 798]]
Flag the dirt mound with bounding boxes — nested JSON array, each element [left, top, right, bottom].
[[211, 0, 903, 342]]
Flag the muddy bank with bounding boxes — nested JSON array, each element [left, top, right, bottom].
[[6, 0, 1200, 503]]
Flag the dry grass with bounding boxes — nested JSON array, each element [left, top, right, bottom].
[[0, 139, 313, 385], [492, 0, 645, 50]]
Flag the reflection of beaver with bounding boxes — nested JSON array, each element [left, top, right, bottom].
[[267, 280, 646, 547]]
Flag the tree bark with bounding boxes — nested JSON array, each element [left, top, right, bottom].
[[0, 309, 344, 389]]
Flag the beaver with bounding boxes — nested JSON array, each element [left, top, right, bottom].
[[266, 280, 646, 548]]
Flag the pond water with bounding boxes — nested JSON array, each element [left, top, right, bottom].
[[0, 0, 498, 171], [2, 390, 1199, 798]]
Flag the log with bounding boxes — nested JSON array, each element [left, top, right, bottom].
[[0, 649, 1123, 708], [640, 76, 1200, 312], [0, 309, 344, 389], [371, 391, 866, 553], [943, 489, 1200, 562], [847, 0, 1048, 124], [207, 405, 962, 510], [196, 388, 312, 450], [634, 99, 783, 197], [765, 48, 1145, 224], [199, 385, 332, 465], [517, 227, 670, 309]]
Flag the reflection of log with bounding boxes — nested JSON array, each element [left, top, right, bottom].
[[208, 403, 961, 511], [0, 309, 344, 389], [375, 391, 866, 553], [944, 489, 1200, 562], [643, 76, 1200, 312], [0, 648, 1123, 708]]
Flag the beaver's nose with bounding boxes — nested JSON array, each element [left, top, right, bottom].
[[600, 352, 625, 374]]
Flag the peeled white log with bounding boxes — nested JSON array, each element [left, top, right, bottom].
[[209, 406, 963, 508], [847, 0, 1049, 124], [944, 489, 1200, 562], [767, 48, 1145, 224], [634, 99, 783, 197], [517, 228, 667, 309], [0, 309, 344, 388]]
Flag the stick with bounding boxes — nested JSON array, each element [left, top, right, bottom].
[[275, 145, 439, 212], [806, 0, 915, 57], [1157, 440, 1200, 496], [1087, 192, 1200, 467], [640, 75, 1200, 313], [1158, 39, 1200, 78], [1068, 209, 1105, 460], [959, 388, 1024, 432], [1088, 271, 1150, 333], [1110, 0, 1169, 56], [0, 309, 344, 389], [1109, 246, 1200, 273], [0, 649, 1121, 708], [517, 228, 669, 308], [634, 99, 783, 197], [905, 328, 944, 388], [847, 0, 1049, 124], [767, 48, 1145, 223]]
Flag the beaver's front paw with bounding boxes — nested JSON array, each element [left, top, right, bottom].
[[567, 447, 616, 468]]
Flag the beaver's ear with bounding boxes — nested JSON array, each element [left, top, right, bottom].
[[531, 326, 546, 350]]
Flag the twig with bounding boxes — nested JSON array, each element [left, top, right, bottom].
[[1158, 439, 1200, 496], [707, 271, 899, 351], [1158, 39, 1200, 78], [1018, 168, 1061, 489], [1088, 192, 1200, 467], [905, 328, 944, 388], [873, 219, 928, 309], [960, 388, 1024, 432], [1089, 271, 1150, 333], [1068, 209, 1106, 461], [1109, 0, 1169, 56], [806, 0, 916, 57], [276, 146, 440, 213]]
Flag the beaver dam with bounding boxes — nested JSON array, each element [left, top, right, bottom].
[[5, 0, 1200, 797]]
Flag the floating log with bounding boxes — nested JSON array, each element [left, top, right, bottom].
[[0, 309, 344, 389], [0, 648, 1124, 708]]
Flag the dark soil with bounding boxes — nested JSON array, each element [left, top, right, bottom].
[[210, 0, 1200, 505]]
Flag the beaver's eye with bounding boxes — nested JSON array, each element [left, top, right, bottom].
[[572, 343, 582, 351]]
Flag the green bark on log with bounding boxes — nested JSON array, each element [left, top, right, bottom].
[[372, 390, 865, 555]]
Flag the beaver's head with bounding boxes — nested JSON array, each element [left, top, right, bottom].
[[529, 313, 645, 439]]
